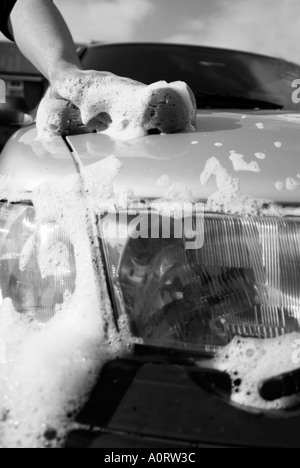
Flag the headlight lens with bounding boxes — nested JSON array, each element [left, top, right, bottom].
[[99, 210, 300, 354], [0, 202, 76, 322]]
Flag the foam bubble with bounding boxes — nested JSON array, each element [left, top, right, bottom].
[[255, 152, 266, 160], [275, 181, 284, 191], [274, 114, 300, 124], [229, 152, 261, 172], [164, 183, 194, 202], [286, 177, 300, 191]]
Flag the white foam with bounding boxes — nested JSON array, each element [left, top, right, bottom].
[[200, 157, 266, 215], [156, 175, 170, 187], [274, 142, 282, 148], [286, 177, 300, 191], [36, 98, 90, 139], [0, 156, 132, 448], [210, 334, 300, 410], [164, 183, 194, 203], [255, 123, 264, 129], [229, 152, 261, 172], [255, 152, 266, 160], [275, 181, 284, 191], [38, 73, 197, 141], [273, 114, 300, 124]]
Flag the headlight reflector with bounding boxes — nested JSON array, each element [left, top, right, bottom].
[[0, 202, 76, 322], [99, 211, 300, 353]]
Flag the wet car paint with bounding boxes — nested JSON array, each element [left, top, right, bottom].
[[1, 110, 300, 204]]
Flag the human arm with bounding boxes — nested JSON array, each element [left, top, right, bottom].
[[8, 0, 83, 84]]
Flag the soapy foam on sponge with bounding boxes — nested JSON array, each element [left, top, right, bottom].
[[37, 71, 197, 141]]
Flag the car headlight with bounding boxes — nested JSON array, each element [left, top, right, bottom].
[[0, 201, 76, 322], [98, 209, 300, 354]]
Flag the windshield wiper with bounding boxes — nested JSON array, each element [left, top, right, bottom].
[[194, 92, 283, 110], [259, 368, 300, 401]]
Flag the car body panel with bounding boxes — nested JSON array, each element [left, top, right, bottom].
[[1, 43, 300, 449], [71, 358, 300, 449], [0, 126, 75, 192], [1, 110, 300, 204]]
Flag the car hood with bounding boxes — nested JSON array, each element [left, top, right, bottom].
[[2, 109, 300, 204]]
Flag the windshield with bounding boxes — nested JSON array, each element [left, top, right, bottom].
[[80, 43, 300, 111]]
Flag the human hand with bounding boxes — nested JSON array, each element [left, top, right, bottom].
[[38, 69, 197, 140]]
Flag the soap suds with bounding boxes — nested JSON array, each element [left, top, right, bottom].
[[274, 142, 282, 148], [286, 177, 300, 191], [229, 151, 261, 173], [210, 334, 300, 410], [0, 155, 132, 448], [200, 157, 267, 215], [164, 183, 194, 203], [156, 175, 170, 187], [255, 152, 266, 160], [273, 114, 300, 124], [37, 72, 197, 141], [275, 181, 284, 191], [274, 178, 300, 192], [255, 123, 264, 130], [36, 98, 94, 139]]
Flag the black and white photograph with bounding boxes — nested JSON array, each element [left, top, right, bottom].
[[0, 0, 300, 451]]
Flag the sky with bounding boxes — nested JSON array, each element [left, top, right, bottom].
[[1, 0, 300, 63]]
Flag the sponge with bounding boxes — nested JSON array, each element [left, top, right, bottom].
[[37, 71, 197, 141]]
